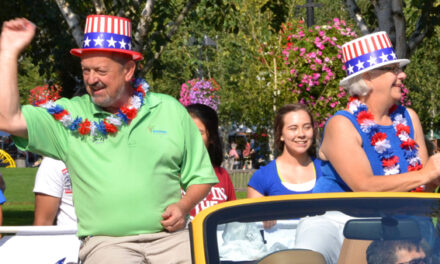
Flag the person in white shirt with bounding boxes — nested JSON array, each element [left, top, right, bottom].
[[33, 157, 77, 226]]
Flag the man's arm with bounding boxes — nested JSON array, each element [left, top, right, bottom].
[[161, 103, 218, 232], [33, 193, 60, 225], [0, 18, 36, 137], [161, 183, 213, 232]]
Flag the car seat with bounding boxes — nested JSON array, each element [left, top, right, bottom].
[[257, 249, 325, 264]]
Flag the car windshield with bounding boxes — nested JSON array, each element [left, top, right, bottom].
[[191, 194, 440, 264]]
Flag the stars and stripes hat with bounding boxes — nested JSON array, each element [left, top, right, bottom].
[[70, 15, 143, 61], [339, 31, 409, 86]]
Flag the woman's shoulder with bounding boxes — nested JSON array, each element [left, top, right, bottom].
[[327, 110, 356, 124], [252, 159, 277, 177], [324, 111, 359, 135], [248, 160, 278, 190]]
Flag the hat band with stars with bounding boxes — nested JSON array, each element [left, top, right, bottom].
[[345, 47, 396, 76], [82, 32, 131, 50], [339, 31, 409, 87], [70, 15, 143, 61]]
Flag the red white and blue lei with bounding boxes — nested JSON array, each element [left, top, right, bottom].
[[347, 97, 423, 182], [33, 78, 150, 138]]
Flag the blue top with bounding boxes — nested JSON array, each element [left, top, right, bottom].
[[313, 106, 415, 193], [248, 157, 322, 196], [0, 189, 5, 204]]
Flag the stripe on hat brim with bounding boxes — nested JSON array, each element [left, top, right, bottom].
[[70, 48, 143, 61]]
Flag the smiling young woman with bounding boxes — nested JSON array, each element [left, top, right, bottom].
[[247, 104, 322, 229]]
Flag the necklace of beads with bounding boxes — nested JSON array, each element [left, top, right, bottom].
[[347, 97, 424, 190], [34, 78, 150, 138]]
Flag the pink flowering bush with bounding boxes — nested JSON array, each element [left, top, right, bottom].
[[262, 18, 357, 127], [400, 85, 411, 106], [179, 78, 221, 110]]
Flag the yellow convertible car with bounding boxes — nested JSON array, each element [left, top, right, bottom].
[[190, 192, 440, 264]]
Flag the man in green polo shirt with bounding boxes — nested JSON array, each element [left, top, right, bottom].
[[0, 16, 218, 264]]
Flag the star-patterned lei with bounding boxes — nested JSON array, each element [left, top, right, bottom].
[[33, 78, 150, 139], [347, 97, 425, 192]]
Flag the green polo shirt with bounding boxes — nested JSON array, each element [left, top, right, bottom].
[[14, 92, 218, 237]]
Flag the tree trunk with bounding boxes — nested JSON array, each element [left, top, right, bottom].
[[373, 0, 393, 36], [54, 0, 83, 48], [391, 0, 408, 59], [92, 0, 107, 14], [133, 0, 155, 53], [344, 0, 370, 35]]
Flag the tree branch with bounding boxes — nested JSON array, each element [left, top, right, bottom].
[[407, 1, 432, 55], [344, 0, 370, 35], [132, 0, 141, 8], [165, 0, 199, 41], [54, 0, 83, 48], [408, 25, 427, 55], [142, 0, 201, 74], [92, 0, 107, 14], [133, 0, 155, 52]]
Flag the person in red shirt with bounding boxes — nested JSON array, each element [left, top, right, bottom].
[[186, 104, 236, 219]]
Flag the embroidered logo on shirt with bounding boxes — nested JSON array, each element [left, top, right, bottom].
[[152, 129, 167, 134], [147, 126, 167, 134]]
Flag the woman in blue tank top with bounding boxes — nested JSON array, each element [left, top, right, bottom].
[[248, 104, 322, 229], [314, 31, 440, 193]]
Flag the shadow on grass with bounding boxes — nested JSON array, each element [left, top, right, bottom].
[[3, 209, 34, 226]]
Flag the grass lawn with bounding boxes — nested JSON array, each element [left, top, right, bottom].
[[0, 167, 251, 226], [236, 191, 247, 199], [0, 167, 37, 226]]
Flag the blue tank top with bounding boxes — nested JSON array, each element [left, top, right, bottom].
[[313, 106, 415, 192], [248, 157, 322, 195]]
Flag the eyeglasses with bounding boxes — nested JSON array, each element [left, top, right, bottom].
[[398, 257, 431, 264], [376, 65, 403, 74]]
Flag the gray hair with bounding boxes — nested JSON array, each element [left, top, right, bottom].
[[343, 74, 371, 96]]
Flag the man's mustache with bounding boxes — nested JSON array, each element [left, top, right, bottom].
[[88, 82, 106, 90]]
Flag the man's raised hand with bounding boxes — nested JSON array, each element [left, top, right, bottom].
[[0, 18, 36, 58]]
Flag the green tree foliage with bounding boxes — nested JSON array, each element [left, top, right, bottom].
[[17, 58, 47, 105], [148, 0, 277, 127], [405, 27, 440, 134]]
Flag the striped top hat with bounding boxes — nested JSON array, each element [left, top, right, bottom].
[[70, 15, 143, 61], [339, 31, 409, 87]]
